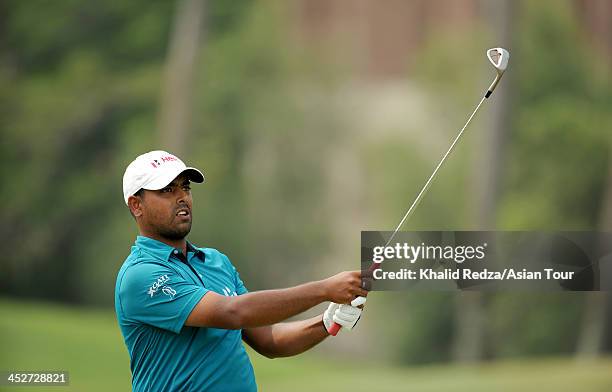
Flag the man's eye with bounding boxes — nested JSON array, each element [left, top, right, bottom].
[[161, 187, 172, 193], [182, 185, 191, 191]]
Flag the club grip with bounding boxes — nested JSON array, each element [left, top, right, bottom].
[[328, 322, 342, 336]]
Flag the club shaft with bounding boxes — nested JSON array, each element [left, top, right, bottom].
[[384, 95, 488, 247], [331, 51, 507, 336], [330, 93, 490, 337]]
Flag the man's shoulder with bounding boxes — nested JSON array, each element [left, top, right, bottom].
[[117, 248, 172, 286], [209, 248, 235, 264]]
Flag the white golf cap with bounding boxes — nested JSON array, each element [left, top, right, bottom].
[[122, 150, 204, 205]]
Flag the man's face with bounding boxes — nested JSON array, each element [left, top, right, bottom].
[[134, 174, 193, 240]]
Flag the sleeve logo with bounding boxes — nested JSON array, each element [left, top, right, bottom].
[[161, 286, 177, 299], [148, 274, 171, 298]]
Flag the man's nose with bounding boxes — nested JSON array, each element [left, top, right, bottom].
[[176, 188, 190, 204]]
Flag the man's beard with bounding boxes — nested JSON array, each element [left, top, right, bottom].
[[157, 221, 192, 240]]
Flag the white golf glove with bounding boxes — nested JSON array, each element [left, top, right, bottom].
[[323, 296, 367, 333]]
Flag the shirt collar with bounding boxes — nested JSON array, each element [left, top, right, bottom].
[[135, 235, 203, 262], [186, 241, 204, 259]]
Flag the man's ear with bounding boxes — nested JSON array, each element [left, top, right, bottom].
[[128, 195, 144, 218]]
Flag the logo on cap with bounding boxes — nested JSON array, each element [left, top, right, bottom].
[[150, 155, 178, 169]]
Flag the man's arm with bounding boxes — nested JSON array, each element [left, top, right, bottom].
[[185, 271, 367, 329], [242, 316, 328, 359], [242, 298, 366, 358]]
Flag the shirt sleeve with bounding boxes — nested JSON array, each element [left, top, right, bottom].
[[118, 262, 208, 333]]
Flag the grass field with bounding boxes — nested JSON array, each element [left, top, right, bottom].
[[1, 297, 611, 391]]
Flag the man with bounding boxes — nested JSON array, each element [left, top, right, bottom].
[[115, 150, 368, 392]]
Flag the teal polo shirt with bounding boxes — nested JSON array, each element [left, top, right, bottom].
[[114, 236, 257, 392]]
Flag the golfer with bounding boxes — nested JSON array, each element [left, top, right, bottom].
[[115, 150, 368, 392]]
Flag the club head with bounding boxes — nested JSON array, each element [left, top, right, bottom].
[[485, 47, 510, 98], [487, 47, 509, 74]]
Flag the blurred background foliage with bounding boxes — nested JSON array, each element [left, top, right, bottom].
[[1, 0, 611, 389]]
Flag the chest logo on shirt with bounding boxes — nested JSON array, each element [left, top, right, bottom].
[[147, 274, 176, 299], [222, 286, 237, 297]]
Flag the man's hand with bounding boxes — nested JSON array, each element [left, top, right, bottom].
[[322, 271, 369, 304], [323, 296, 367, 333]]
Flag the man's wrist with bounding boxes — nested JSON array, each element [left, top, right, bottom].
[[311, 280, 328, 303], [321, 315, 331, 335]]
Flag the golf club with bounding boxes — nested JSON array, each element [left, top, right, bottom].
[[328, 47, 510, 336]]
